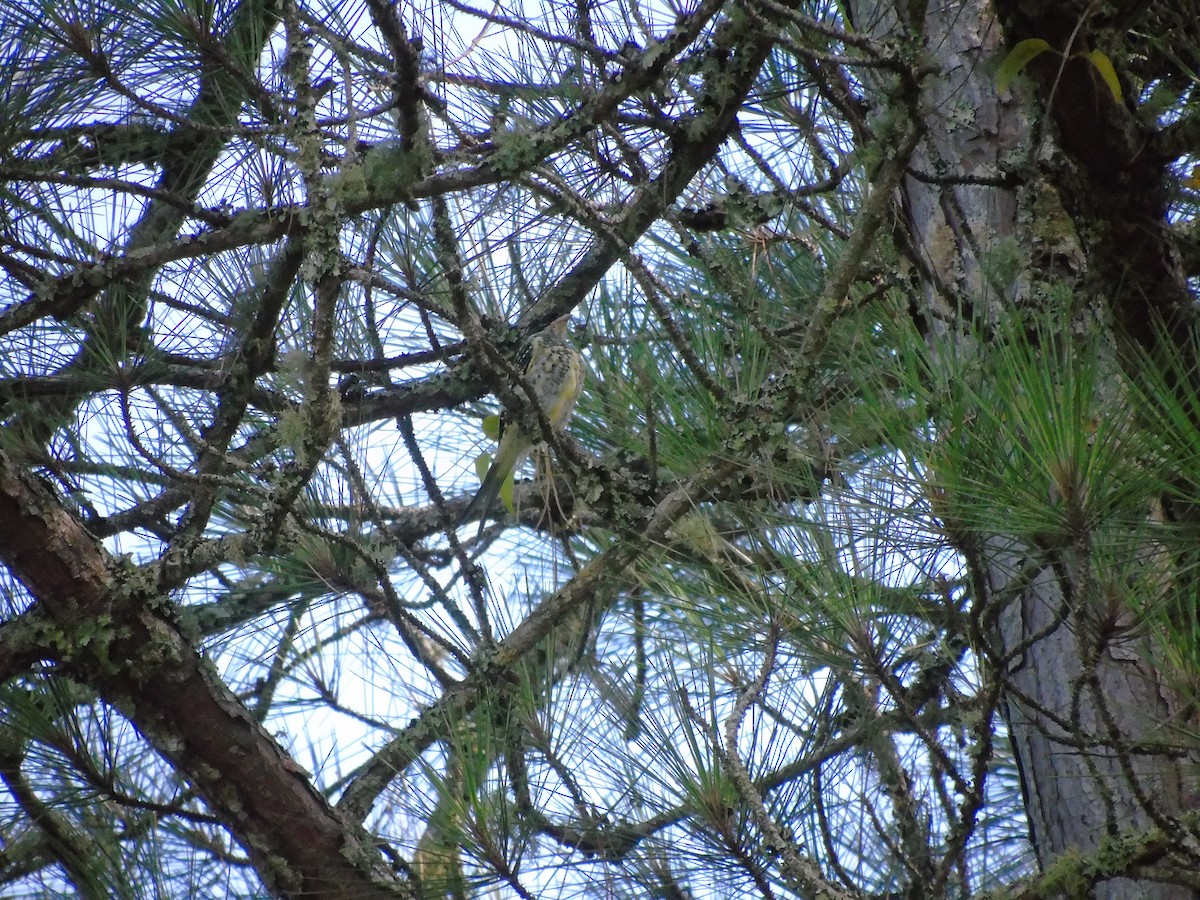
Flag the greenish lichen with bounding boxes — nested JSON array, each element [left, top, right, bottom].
[[331, 140, 433, 206], [488, 130, 548, 178]]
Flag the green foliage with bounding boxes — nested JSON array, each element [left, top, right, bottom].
[[998, 38, 1123, 105], [915, 313, 1157, 546], [1, 0, 1197, 897], [997, 38, 1053, 95], [1081, 49, 1124, 105]]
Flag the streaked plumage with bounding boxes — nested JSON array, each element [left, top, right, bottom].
[[460, 316, 583, 535]]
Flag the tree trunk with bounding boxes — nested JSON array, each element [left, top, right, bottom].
[[850, 1, 1199, 895]]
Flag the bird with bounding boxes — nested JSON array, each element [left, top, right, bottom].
[[459, 315, 583, 536]]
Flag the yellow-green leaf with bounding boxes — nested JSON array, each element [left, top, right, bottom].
[[482, 414, 501, 441], [471, 451, 515, 512], [1184, 165, 1200, 190], [997, 38, 1053, 95], [473, 452, 492, 484], [499, 472, 515, 513], [1082, 49, 1123, 105]]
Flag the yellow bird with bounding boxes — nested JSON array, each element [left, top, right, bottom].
[[460, 315, 583, 535]]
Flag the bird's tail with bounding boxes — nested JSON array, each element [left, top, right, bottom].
[[459, 461, 507, 538]]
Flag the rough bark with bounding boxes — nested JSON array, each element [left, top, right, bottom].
[[850, 1, 1199, 896], [0, 451, 411, 900]]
